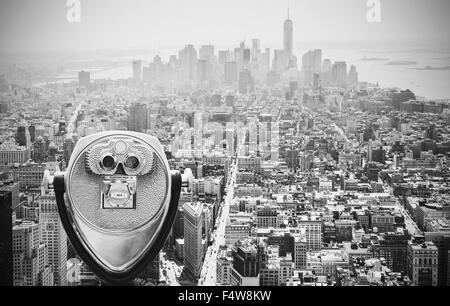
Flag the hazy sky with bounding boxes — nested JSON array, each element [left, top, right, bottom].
[[1, 0, 449, 54]]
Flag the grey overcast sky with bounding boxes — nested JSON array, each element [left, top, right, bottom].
[[0, 0, 449, 54]]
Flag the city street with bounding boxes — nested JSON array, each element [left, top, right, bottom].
[[395, 201, 422, 236], [199, 159, 238, 286], [160, 251, 183, 286]]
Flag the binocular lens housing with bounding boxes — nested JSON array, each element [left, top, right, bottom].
[[54, 131, 186, 284], [101, 155, 116, 169], [124, 155, 140, 169]]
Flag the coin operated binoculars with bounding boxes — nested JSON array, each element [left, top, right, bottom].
[[54, 131, 192, 285]]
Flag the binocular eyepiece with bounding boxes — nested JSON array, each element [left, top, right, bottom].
[[54, 131, 192, 285]]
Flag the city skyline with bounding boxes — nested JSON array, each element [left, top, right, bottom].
[[1, 0, 450, 290]]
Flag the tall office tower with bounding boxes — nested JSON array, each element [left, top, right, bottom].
[[243, 48, 251, 71], [0, 141, 32, 165], [367, 162, 379, 182], [371, 230, 409, 274], [251, 39, 260, 56], [33, 136, 46, 163], [407, 240, 438, 286], [348, 64, 359, 85], [139, 255, 161, 281], [153, 55, 163, 73], [39, 172, 67, 286], [0, 179, 19, 214], [132, 60, 142, 84], [128, 102, 148, 133], [234, 41, 247, 72], [238, 69, 255, 94], [197, 59, 211, 82], [294, 236, 307, 270], [218, 50, 231, 65], [331, 61, 348, 86], [168, 54, 178, 68], [13, 220, 53, 286], [13, 163, 46, 191], [179, 44, 198, 80], [193, 112, 205, 150], [256, 205, 278, 228], [283, 8, 293, 64], [183, 202, 203, 278], [262, 48, 271, 71], [322, 59, 332, 73], [21, 193, 39, 222], [142, 65, 151, 84], [225, 127, 236, 156], [28, 125, 35, 143], [230, 240, 260, 286], [272, 49, 286, 72], [234, 47, 242, 71], [298, 216, 322, 251], [322, 59, 333, 86], [313, 49, 322, 73], [313, 73, 321, 90], [425, 232, 450, 286], [15, 123, 31, 147], [0, 191, 13, 286], [63, 135, 75, 168], [251, 39, 260, 66], [302, 51, 315, 86], [78, 70, 90, 91], [199, 45, 215, 62]]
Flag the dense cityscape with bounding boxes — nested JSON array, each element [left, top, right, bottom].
[[1, 11, 450, 287]]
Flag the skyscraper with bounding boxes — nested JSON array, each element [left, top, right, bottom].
[[348, 64, 359, 85], [224, 61, 238, 84], [238, 69, 254, 94], [179, 44, 198, 81], [218, 50, 231, 65], [39, 172, 67, 286], [243, 48, 251, 71], [0, 141, 32, 166], [425, 232, 450, 286], [251, 39, 261, 71], [128, 102, 148, 133], [15, 123, 31, 148], [183, 202, 203, 279], [13, 220, 53, 286], [371, 230, 410, 274], [0, 179, 19, 214], [0, 190, 13, 286], [298, 216, 323, 251], [302, 51, 315, 86], [197, 59, 211, 82], [63, 135, 76, 168], [273, 49, 286, 73], [407, 240, 438, 286], [283, 8, 293, 64], [322, 59, 333, 86], [132, 60, 142, 84], [78, 70, 90, 91], [199, 45, 215, 63], [332, 61, 348, 86], [230, 240, 260, 286], [313, 49, 322, 73]]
